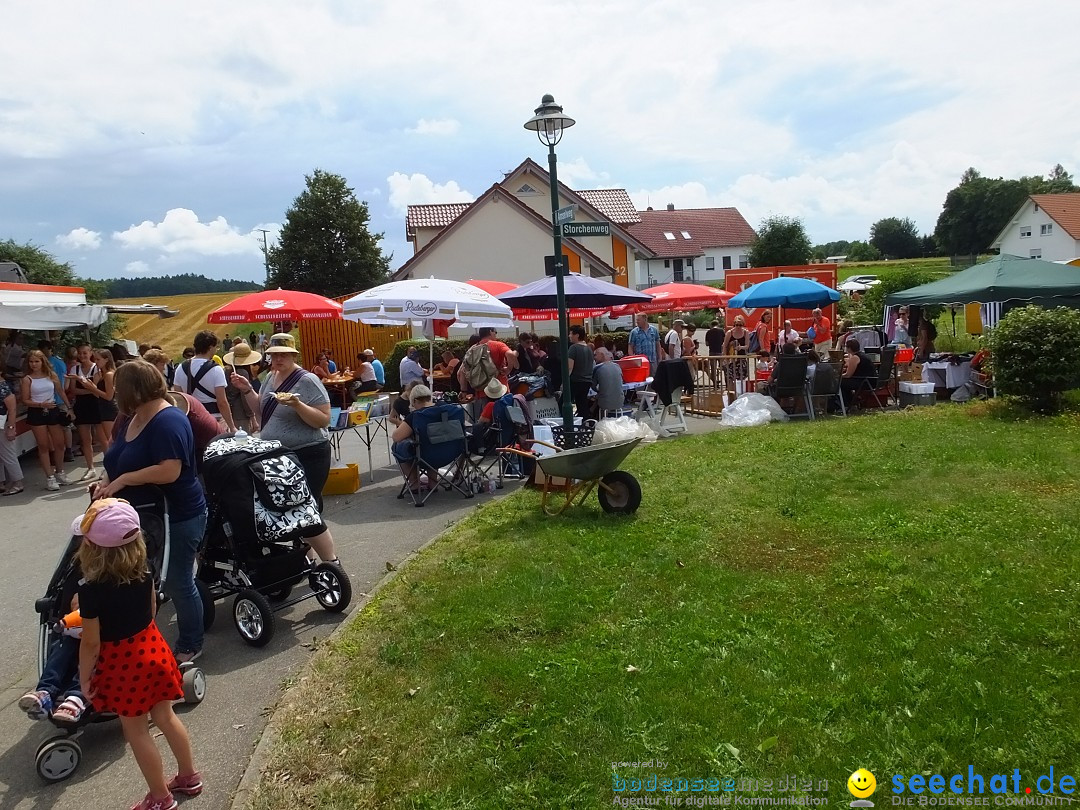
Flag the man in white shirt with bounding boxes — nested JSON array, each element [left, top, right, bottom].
[[778, 320, 801, 348], [173, 330, 236, 431], [399, 347, 427, 387], [664, 319, 684, 360]]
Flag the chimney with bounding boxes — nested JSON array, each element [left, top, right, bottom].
[[646, 206, 653, 211], [666, 203, 675, 211]]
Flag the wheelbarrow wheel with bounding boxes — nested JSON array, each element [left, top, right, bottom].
[[597, 470, 641, 514]]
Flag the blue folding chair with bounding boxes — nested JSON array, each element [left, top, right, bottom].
[[397, 403, 478, 506]]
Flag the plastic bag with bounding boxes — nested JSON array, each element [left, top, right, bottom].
[[720, 392, 790, 428], [592, 415, 659, 444]]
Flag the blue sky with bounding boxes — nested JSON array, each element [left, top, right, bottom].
[[4, 0, 1078, 284]]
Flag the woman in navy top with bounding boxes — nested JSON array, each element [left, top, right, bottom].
[[93, 360, 208, 664]]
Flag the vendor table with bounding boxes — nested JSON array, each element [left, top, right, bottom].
[[922, 360, 972, 390], [328, 415, 391, 482]]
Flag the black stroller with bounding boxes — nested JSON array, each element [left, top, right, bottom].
[[30, 492, 206, 783], [199, 435, 351, 648]]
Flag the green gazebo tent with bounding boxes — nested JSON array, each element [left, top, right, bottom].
[[886, 255, 1080, 308]]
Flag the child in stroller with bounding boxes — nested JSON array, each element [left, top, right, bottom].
[[26, 494, 205, 785]]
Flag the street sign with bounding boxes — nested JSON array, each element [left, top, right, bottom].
[[555, 204, 577, 225], [562, 222, 610, 238]]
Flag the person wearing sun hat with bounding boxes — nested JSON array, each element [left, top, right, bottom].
[[74, 498, 203, 810], [230, 333, 342, 568], [223, 341, 262, 432]]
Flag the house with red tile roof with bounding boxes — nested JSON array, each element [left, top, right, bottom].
[[395, 159, 654, 289], [626, 204, 756, 288], [990, 193, 1080, 261]]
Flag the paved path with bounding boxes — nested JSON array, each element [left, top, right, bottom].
[[0, 414, 724, 809]]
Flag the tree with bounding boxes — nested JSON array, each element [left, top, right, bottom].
[[846, 241, 880, 262], [267, 169, 391, 298], [0, 239, 80, 287], [934, 165, 1079, 255], [869, 217, 921, 259], [811, 240, 851, 261], [748, 215, 811, 267]]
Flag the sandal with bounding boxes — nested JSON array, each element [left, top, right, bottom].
[[2, 484, 24, 496], [51, 695, 86, 726]]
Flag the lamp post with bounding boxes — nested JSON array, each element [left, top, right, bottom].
[[524, 93, 576, 438]]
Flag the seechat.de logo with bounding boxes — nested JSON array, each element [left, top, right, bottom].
[[849, 769, 878, 808]]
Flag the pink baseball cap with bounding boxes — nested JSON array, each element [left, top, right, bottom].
[[71, 498, 142, 548]]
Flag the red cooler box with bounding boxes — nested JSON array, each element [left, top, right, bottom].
[[616, 355, 650, 382]]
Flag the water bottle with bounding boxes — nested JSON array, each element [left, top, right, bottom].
[[486, 477, 497, 494], [234, 428, 250, 446], [419, 473, 429, 490]]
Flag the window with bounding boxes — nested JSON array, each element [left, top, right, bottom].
[[1020, 227, 1031, 238], [681, 231, 692, 240], [738, 255, 749, 269], [663, 232, 676, 241], [1030, 248, 1042, 259], [722, 256, 732, 270], [663, 259, 670, 268], [706, 257, 715, 271], [517, 183, 539, 195], [1041, 223, 1053, 235]]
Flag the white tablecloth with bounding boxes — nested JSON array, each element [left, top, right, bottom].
[[922, 360, 971, 389]]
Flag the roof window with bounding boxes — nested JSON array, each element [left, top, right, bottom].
[[663, 232, 676, 240], [681, 231, 692, 239]]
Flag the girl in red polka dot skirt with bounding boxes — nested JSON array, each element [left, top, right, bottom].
[[75, 498, 203, 810]]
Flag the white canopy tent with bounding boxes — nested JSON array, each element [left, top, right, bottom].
[[0, 303, 109, 330]]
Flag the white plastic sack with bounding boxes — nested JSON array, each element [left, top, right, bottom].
[[592, 415, 659, 444], [720, 392, 790, 428]]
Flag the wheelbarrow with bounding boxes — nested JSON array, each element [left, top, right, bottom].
[[503, 437, 643, 516]]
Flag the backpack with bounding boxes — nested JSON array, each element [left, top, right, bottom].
[[462, 343, 498, 390], [747, 328, 761, 355]]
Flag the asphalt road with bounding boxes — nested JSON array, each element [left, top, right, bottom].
[[0, 413, 722, 809], [0, 429, 489, 810]]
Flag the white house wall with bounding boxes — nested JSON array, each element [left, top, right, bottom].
[[399, 194, 556, 284], [996, 201, 1080, 260], [633, 245, 750, 287]]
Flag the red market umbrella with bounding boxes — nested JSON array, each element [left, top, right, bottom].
[[466, 279, 520, 297], [610, 282, 735, 316], [207, 289, 344, 323]]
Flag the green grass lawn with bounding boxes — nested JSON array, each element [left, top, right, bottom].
[[247, 404, 1080, 809]]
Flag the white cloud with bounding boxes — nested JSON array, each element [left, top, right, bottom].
[[555, 158, 612, 190], [406, 118, 460, 136], [386, 172, 473, 215], [56, 227, 102, 250], [113, 208, 266, 257], [124, 260, 152, 275]]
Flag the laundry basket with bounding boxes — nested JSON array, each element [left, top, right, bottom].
[[551, 420, 596, 450]]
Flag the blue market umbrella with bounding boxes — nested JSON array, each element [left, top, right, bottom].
[[727, 276, 841, 309], [497, 274, 653, 311]]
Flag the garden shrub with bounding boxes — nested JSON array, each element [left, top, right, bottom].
[[986, 305, 1080, 414]]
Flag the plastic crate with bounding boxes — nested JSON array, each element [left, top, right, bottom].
[[323, 463, 360, 495], [551, 422, 595, 449], [616, 355, 650, 382], [899, 392, 935, 407]]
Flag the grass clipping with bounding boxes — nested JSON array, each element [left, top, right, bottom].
[[247, 404, 1080, 810]]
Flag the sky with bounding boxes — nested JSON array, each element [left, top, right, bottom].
[[4, 0, 1079, 285]]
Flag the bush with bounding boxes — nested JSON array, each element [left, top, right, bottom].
[[986, 305, 1080, 414], [383, 338, 471, 392]]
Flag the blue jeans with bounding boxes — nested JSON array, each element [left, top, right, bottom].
[[39, 634, 82, 702], [163, 509, 207, 654]]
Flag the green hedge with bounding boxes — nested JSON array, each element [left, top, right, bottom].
[[987, 305, 1080, 414]]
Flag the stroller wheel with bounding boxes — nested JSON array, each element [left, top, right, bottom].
[[181, 664, 207, 704], [310, 563, 352, 613], [196, 579, 216, 631], [233, 589, 275, 647], [36, 738, 81, 782]]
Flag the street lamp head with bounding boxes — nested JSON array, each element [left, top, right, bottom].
[[524, 93, 575, 147]]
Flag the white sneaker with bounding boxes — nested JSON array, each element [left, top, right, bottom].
[[45, 476, 60, 492], [77, 468, 99, 483], [54, 472, 72, 486]]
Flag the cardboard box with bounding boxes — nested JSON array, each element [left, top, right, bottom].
[[347, 408, 370, 426], [323, 463, 359, 495]]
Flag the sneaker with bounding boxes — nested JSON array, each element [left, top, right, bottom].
[[54, 472, 72, 486], [18, 690, 52, 720], [130, 793, 177, 810], [45, 476, 60, 492], [167, 771, 204, 797], [175, 649, 202, 664], [77, 468, 100, 483]]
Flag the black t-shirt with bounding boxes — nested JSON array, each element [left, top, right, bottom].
[[79, 574, 153, 642], [393, 396, 410, 420], [705, 327, 725, 354], [567, 341, 594, 383]]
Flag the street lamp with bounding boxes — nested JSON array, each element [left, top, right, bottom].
[[524, 93, 576, 439]]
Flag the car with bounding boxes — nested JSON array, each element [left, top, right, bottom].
[[840, 274, 881, 286]]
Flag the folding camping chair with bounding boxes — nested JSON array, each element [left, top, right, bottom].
[[855, 345, 897, 410], [471, 393, 533, 486], [768, 353, 813, 420], [397, 403, 480, 506]]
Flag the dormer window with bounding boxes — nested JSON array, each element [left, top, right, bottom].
[[517, 183, 540, 195]]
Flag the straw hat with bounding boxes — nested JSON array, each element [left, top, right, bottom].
[[223, 341, 262, 366], [264, 333, 299, 354], [484, 378, 508, 399], [165, 391, 190, 416]]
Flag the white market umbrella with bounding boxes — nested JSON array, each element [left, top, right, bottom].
[[342, 277, 514, 377]]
